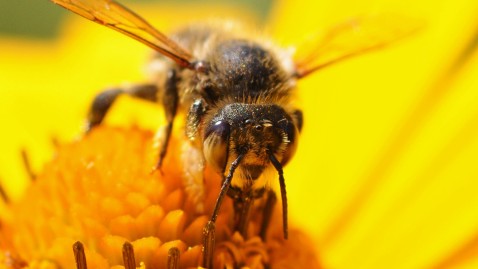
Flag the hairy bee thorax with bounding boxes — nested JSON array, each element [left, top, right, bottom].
[[206, 40, 292, 102], [148, 24, 297, 109]]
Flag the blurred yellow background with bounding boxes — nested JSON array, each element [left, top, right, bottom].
[[1, 0, 478, 268]]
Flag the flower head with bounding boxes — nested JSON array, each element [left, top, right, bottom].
[[0, 126, 320, 268]]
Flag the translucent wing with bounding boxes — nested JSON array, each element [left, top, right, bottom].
[[294, 13, 422, 78], [51, 0, 193, 68]]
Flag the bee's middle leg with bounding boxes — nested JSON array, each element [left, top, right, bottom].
[[86, 70, 179, 170], [154, 70, 179, 170], [259, 190, 277, 240], [86, 83, 159, 131], [228, 186, 258, 239]]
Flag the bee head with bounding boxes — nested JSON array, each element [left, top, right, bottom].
[[203, 103, 299, 179]]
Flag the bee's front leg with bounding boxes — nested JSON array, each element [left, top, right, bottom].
[[154, 70, 179, 170], [259, 190, 277, 240], [86, 83, 159, 132], [228, 186, 255, 238], [186, 98, 207, 140], [182, 99, 208, 212]]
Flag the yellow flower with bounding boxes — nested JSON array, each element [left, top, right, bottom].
[[1, 0, 478, 268], [0, 125, 320, 268]]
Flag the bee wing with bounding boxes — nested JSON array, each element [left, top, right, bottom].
[[51, 0, 193, 68], [294, 14, 422, 78]]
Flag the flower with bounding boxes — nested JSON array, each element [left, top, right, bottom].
[[0, 126, 320, 268], [1, 0, 478, 268]]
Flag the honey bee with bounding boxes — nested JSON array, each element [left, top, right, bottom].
[[51, 0, 418, 267]]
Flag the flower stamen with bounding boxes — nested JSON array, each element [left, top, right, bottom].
[[122, 242, 136, 269], [73, 241, 87, 269], [167, 247, 180, 269]]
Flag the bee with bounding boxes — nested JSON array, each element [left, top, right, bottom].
[[51, 0, 418, 267]]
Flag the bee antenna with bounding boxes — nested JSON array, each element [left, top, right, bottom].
[[211, 154, 244, 222], [269, 153, 288, 239], [203, 154, 244, 268]]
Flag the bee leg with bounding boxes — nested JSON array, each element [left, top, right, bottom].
[[86, 84, 159, 132], [229, 186, 262, 239], [259, 190, 277, 240], [181, 99, 208, 212], [236, 191, 254, 238], [154, 70, 179, 170], [186, 99, 207, 140]]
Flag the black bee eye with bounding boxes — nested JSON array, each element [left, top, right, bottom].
[[279, 121, 299, 166], [203, 120, 230, 172]]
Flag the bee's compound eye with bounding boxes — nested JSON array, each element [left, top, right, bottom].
[[203, 120, 230, 172]]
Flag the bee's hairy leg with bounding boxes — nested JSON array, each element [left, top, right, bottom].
[[181, 140, 206, 213], [86, 83, 159, 132], [154, 69, 179, 170], [259, 190, 277, 240], [229, 186, 257, 239], [182, 99, 208, 206], [186, 98, 207, 140], [236, 193, 254, 238]]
